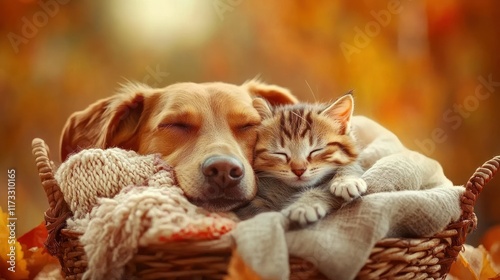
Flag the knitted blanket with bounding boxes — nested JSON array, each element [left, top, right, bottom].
[[55, 149, 237, 280]]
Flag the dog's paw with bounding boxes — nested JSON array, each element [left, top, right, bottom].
[[330, 176, 367, 201], [282, 203, 326, 227]]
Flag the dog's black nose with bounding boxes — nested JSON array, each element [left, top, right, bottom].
[[202, 156, 244, 188]]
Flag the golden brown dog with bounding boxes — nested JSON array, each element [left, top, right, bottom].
[[60, 80, 298, 211]]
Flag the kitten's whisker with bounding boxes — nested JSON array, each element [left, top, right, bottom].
[[254, 172, 277, 178], [305, 80, 317, 102]]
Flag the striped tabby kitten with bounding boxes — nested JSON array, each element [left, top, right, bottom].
[[236, 94, 366, 226]]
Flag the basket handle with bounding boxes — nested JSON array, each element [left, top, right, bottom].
[[459, 155, 500, 223], [32, 138, 58, 209], [32, 138, 73, 256]]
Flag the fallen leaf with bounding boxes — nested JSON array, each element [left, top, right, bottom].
[[481, 225, 500, 272], [24, 246, 59, 278], [18, 221, 48, 249], [448, 246, 478, 280], [225, 249, 263, 280], [448, 244, 499, 280]]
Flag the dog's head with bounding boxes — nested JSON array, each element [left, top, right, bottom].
[[60, 80, 298, 211]]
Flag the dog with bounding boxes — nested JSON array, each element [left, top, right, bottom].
[[60, 80, 298, 211]]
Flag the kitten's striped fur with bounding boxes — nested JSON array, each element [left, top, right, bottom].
[[236, 94, 367, 226]]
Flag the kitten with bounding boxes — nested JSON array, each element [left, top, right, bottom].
[[235, 94, 367, 226]]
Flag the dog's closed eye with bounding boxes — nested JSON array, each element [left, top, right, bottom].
[[229, 112, 261, 133], [237, 122, 259, 131], [158, 122, 193, 132]]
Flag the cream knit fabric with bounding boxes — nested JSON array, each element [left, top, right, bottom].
[[56, 148, 237, 280], [55, 148, 163, 218]]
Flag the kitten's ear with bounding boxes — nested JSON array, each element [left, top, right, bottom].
[[321, 93, 354, 134], [252, 98, 273, 120]]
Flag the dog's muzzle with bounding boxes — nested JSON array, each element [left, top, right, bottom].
[[188, 155, 250, 211], [201, 155, 244, 189]]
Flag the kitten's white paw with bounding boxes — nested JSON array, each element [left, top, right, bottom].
[[330, 176, 367, 201], [282, 203, 326, 227]]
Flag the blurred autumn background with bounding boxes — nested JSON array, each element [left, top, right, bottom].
[[0, 0, 499, 248]]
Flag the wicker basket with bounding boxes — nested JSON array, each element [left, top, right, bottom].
[[31, 138, 500, 280]]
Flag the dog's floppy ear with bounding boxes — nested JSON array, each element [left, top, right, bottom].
[[244, 79, 299, 105], [60, 85, 147, 161]]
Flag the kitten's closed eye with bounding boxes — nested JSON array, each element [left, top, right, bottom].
[[308, 148, 323, 158], [272, 152, 290, 162]]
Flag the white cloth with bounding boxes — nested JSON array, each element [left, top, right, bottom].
[[232, 134, 463, 280]]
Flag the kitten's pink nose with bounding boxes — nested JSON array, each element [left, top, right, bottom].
[[292, 168, 306, 177]]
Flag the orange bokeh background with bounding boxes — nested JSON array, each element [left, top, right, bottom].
[[1, 1, 499, 245]]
